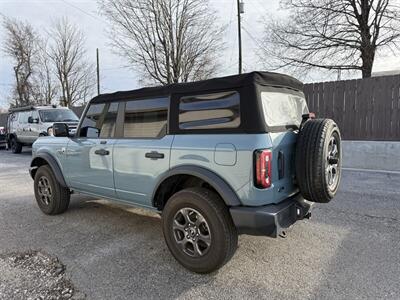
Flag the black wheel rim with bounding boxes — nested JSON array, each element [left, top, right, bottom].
[[172, 208, 211, 257], [37, 176, 52, 205], [326, 134, 340, 190]]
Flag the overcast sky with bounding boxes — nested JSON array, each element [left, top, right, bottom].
[[0, 0, 399, 108]]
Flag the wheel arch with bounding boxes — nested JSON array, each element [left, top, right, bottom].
[[30, 153, 67, 187], [8, 133, 16, 139], [152, 165, 242, 210], [6, 133, 15, 146]]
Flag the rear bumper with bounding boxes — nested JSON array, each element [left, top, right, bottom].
[[230, 194, 313, 237]]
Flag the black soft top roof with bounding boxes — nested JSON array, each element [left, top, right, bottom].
[[91, 71, 303, 103]]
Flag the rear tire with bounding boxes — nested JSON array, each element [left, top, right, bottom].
[[162, 187, 238, 273], [296, 119, 342, 203], [34, 165, 70, 215], [11, 137, 22, 154]]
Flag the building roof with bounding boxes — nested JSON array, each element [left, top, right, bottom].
[[91, 71, 303, 103]]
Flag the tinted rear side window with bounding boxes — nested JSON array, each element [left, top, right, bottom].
[[123, 98, 169, 138], [179, 91, 240, 130]]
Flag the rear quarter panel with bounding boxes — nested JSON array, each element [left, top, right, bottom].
[[171, 134, 276, 206], [171, 132, 298, 206]]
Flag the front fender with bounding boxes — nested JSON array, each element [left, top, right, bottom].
[[30, 152, 67, 187]]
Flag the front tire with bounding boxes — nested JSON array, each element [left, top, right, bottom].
[[162, 187, 238, 273], [34, 165, 70, 215]]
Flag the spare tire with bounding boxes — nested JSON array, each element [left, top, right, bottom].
[[295, 119, 341, 203]]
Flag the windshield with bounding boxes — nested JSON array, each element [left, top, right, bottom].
[[39, 109, 79, 123], [261, 91, 308, 128]]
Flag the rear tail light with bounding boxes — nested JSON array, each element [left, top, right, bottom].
[[254, 149, 272, 189]]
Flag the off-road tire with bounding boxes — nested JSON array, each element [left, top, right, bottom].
[[296, 118, 342, 203], [10, 137, 22, 154], [162, 187, 238, 273], [34, 165, 70, 215]]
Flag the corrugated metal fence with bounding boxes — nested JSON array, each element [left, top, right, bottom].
[[303, 75, 400, 141]]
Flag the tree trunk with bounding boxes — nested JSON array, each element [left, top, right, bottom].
[[14, 67, 23, 107], [361, 46, 375, 78]]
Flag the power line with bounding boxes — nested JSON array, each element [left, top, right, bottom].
[[246, 0, 268, 12], [102, 65, 132, 71], [59, 0, 104, 22], [241, 22, 267, 51]]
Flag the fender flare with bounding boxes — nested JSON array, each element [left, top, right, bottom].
[[152, 165, 242, 207], [30, 153, 67, 187]]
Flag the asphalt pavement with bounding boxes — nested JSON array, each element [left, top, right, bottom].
[[0, 149, 399, 299]]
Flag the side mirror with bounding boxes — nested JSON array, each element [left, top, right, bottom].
[[80, 126, 100, 138], [53, 123, 69, 137]]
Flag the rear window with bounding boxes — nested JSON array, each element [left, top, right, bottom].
[[261, 91, 308, 128]]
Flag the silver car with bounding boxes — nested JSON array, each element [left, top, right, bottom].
[[6, 105, 79, 153]]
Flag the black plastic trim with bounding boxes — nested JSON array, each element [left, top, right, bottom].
[[229, 194, 312, 237], [30, 153, 67, 187], [152, 165, 242, 207]]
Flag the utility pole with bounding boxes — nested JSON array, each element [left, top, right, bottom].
[[96, 48, 100, 95], [237, 0, 244, 74]]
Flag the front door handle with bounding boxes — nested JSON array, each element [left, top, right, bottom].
[[145, 151, 164, 159], [94, 149, 110, 156]]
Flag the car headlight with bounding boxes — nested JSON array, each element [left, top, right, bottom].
[[47, 127, 53, 136]]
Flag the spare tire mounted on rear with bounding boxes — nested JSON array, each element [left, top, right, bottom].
[[295, 118, 342, 203]]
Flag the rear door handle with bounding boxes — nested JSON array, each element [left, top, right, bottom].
[[145, 151, 164, 159], [94, 149, 110, 156]]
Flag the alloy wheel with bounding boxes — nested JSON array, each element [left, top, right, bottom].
[[326, 135, 340, 190], [172, 208, 211, 257], [37, 176, 52, 205]]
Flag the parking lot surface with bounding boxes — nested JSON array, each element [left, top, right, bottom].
[[0, 149, 399, 299]]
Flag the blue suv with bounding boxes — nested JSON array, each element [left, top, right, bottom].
[[30, 72, 342, 273]]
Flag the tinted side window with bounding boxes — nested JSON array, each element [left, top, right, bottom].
[[99, 103, 118, 138], [123, 98, 168, 138], [179, 91, 240, 130], [79, 103, 105, 138]]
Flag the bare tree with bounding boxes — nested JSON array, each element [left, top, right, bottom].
[[98, 0, 225, 85], [261, 0, 400, 78], [32, 40, 59, 105], [49, 18, 95, 107], [2, 18, 39, 107]]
